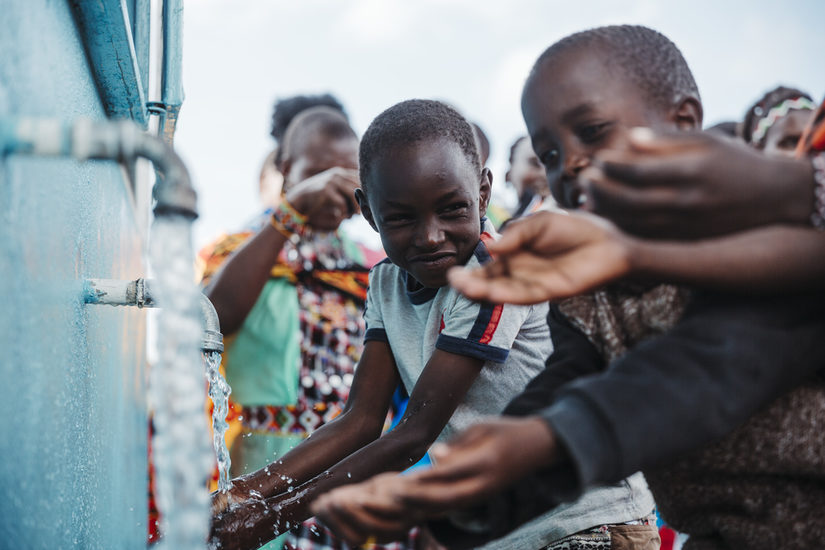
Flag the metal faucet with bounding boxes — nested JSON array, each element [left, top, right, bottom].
[[83, 278, 224, 353]]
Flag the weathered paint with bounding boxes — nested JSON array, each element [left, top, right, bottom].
[[69, 0, 149, 126]]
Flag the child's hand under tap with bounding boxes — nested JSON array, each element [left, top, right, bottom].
[[581, 127, 814, 239], [448, 210, 635, 305]]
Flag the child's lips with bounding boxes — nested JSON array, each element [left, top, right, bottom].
[[410, 252, 457, 270]]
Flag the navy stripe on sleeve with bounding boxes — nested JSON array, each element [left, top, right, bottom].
[[364, 327, 389, 343], [436, 334, 509, 363]]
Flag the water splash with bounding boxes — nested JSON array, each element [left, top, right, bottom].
[[205, 350, 232, 493], [149, 215, 212, 549]]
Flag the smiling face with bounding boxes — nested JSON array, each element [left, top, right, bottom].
[[521, 48, 680, 209], [762, 109, 812, 158], [358, 138, 491, 288]]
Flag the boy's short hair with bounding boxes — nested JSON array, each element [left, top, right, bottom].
[[279, 106, 357, 166], [530, 25, 700, 110], [359, 99, 481, 193]]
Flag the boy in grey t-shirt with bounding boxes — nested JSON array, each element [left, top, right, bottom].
[[363, 219, 553, 446], [210, 99, 653, 550]]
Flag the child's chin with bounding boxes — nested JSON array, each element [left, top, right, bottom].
[[412, 270, 449, 289]]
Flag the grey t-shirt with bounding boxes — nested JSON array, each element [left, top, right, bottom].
[[364, 234, 553, 443], [364, 224, 655, 548]]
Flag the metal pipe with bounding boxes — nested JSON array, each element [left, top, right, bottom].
[[0, 117, 197, 219], [84, 278, 224, 353]]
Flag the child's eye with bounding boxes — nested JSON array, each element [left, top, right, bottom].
[[441, 203, 469, 216], [539, 149, 560, 168], [383, 214, 413, 224], [578, 122, 610, 144], [777, 135, 801, 150]]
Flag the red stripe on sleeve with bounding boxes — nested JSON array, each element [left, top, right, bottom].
[[479, 304, 503, 344]]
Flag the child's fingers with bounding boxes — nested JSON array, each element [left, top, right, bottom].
[[486, 214, 550, 254], [335, 179, 361, 216], [626, 127, 709, 154], [319, 499, 412, 545], [398, 477, 488, 512]]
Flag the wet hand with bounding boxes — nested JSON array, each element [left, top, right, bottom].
[[582, 128, 812, 238], [210, 482, 256, 516], [311, 472, 420, 545], [210, 492, 287, 550], [396, 417, 558, 513], [448, 210, 634, 304], [286, 167, 361, 232]]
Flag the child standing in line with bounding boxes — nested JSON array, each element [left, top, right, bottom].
[[210, 99, 657, 550]]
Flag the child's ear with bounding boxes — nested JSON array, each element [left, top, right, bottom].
[[479, 168, 493, 217], [355, 188, 378, 232], [672, 96, 703, 131]]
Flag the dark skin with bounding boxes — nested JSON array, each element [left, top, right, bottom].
[[312, 417, 556, 545], [520, 47, 703, 212], [448, 209, 825, 304], [205, 133, 360, 334], [582, 127, 815, 239], [305, 53, 825, 550], [449, 63, 822, 302], [309, 49, 703, 544], [209, 139, 498, 550]]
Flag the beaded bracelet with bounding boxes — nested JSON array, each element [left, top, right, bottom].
[[270, 199, 308, 242], [810, 153, 825, 230]]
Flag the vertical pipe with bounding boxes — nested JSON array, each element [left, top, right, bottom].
[[160, 0, 184, 145]]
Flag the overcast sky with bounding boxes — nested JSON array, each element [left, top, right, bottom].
[[174, 0, 825, 250]]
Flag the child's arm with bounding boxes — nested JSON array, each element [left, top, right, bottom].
[[436, 291, 825, 539], [316, 291, 825, 546], [583, 128, 816, 239], [205, 167, 359, 334], [448, 211, 825, 304], [210, 345, 486, 550], [311, 307, 604, 546]]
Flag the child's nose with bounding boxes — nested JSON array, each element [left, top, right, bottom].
[[563, 153, 590, 179], [415, 220, 445, 249]]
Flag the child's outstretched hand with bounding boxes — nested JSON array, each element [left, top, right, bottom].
[[311, 472, 420, 545], [448, 210, 634, 304], [582, 128, 814, 239], [397, 417, 558, 514]]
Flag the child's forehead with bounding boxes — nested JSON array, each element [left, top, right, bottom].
[[524, 50, 650, 123], [532, 48, 620, 93], [368, 139, 478, 200]]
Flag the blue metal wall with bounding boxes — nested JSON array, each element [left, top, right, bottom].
[[0, 1, 149, 547]]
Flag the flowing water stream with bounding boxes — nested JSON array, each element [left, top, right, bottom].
[[150, 215, 213, 549], [205, 350, 233, 493]]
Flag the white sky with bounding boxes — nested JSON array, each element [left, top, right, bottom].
[[174, 0, 825, 250]]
